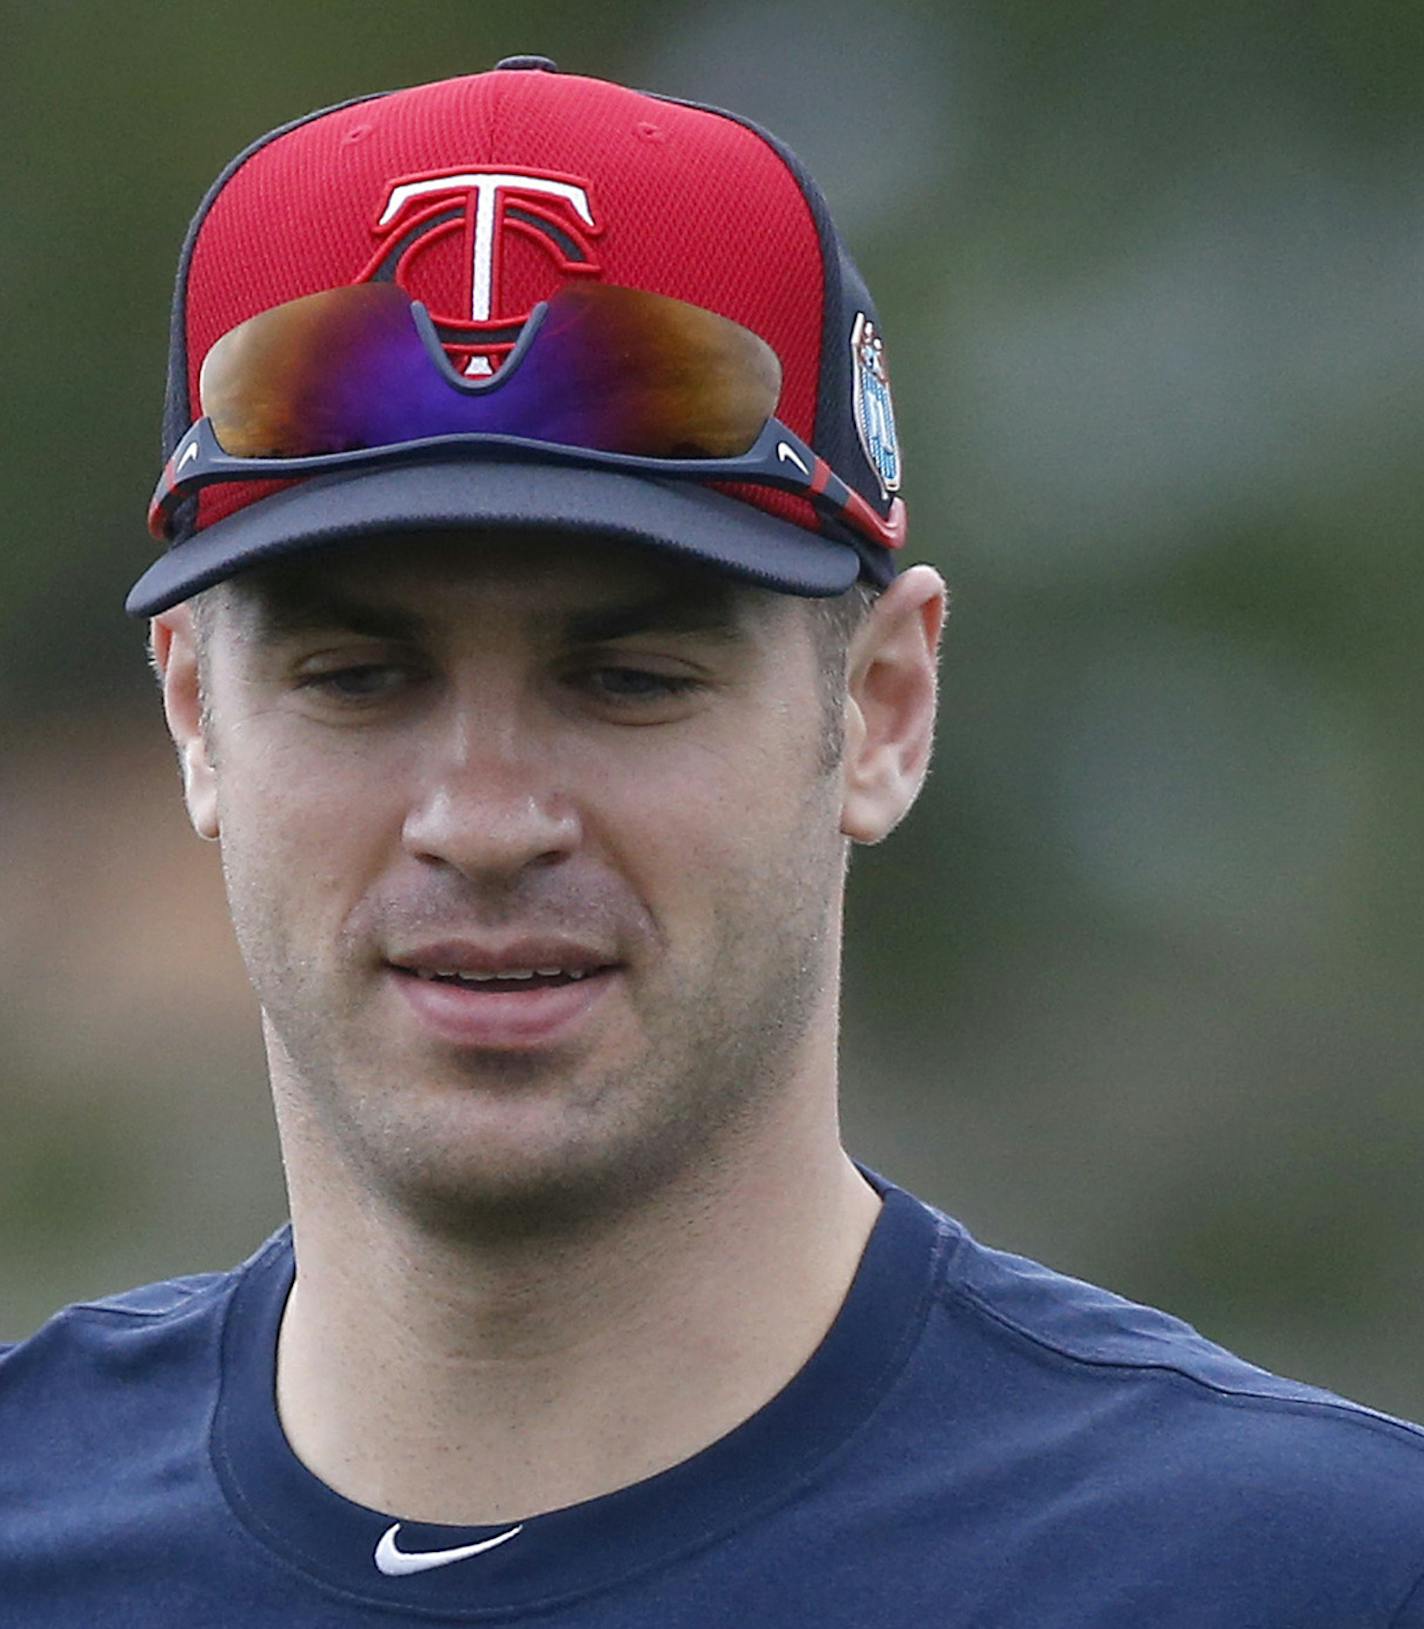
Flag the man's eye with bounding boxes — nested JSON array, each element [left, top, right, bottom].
[[302, 664, 413, 700], [582, 667, 699, 703]]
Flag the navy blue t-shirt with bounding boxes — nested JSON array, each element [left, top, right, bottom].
[[3, 1181, 1423, 1625]]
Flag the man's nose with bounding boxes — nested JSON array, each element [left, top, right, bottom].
[[399, 710, 582, 881]]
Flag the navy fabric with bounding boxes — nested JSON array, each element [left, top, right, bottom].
[[3, 1181, 1423, 1625], [126, 457, 868, 616]]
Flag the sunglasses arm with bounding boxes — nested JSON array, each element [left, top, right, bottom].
[[750, 424, 906, 553]]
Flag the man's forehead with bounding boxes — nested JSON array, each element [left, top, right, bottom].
[[210, 531, 791, 643]]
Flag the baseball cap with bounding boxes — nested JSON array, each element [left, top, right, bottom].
[[125, 56, 906, 617]]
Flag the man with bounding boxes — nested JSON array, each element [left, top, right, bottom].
[[2, 57, 1421, 1628]]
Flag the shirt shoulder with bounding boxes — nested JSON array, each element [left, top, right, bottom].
[[944, 1211, 1424, 1444], [0, 1232, 291, 1493], [900, 1200, 1424, 1620]]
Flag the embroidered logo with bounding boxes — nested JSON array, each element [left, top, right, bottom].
[[850, 312, 901, 496], [373, 1521, 524, 1577], [361, 169, 603, 377]]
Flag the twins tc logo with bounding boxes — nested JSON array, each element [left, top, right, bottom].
[[361, 169, 603, 376]]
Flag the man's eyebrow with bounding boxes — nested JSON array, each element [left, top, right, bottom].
[[559, 591, 747, 645], [238, 584, 749, 646], [244, 590, 431, 645]]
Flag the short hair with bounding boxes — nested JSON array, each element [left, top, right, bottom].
[[803, 581, 880, 769], [186, 584, 220, 652]]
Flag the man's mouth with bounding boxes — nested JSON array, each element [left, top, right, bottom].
[[384, 947, 620, 1049], [387, 938, 620, 1000], [402, 966, 600, 990]]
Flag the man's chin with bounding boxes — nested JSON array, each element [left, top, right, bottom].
[[377, 1142, 672, 1246], [332, 1070, 699, 1244]]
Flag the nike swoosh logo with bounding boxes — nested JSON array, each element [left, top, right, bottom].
[[776, 441, 810, 475], [373, 1521, 524, 1576], [175, 440, 200, 474]]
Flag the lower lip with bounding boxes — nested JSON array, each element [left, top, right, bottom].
[[387, 967, 616, 1050]]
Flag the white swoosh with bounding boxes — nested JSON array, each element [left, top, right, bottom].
[[374, 1521, 523, 1576], [175, 440, 200, 473], [776, 441, 810, 475]]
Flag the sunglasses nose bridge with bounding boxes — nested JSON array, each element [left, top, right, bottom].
[[407, 299, 460, 386], [409, 298, 556, 395]]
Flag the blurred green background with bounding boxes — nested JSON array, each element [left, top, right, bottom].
[[3, 2, 1422, 1417]]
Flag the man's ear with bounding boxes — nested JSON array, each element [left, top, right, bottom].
[[152, 608, 219, 841], [839, 565, 946, 844]]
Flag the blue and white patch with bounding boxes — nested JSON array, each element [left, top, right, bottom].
[[850, 312, 901, 496]]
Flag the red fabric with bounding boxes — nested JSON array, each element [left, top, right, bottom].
[[185, 71, 823, 534]]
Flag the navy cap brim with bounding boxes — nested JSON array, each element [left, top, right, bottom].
[[125, 460, 862, 616]]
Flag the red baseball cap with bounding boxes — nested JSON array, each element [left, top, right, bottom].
[[126, 57, 906, 616]]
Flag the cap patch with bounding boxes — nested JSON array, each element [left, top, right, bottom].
[[850, 312, 901, 495]]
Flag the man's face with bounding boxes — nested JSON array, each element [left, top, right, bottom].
[[180, 533, 853, 1235]]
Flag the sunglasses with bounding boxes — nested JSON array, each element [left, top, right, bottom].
[[148, 281, 907, 561]]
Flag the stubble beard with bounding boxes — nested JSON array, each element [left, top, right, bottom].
[[224, 793, 848, 1249]]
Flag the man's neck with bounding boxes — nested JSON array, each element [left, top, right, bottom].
[[274, 1126, 881, 1525]]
